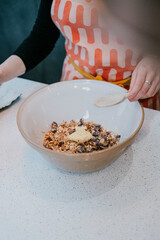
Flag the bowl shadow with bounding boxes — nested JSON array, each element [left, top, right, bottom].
[[22, 146, 133, 203]]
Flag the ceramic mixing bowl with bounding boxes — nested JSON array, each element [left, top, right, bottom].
[[17, 80, 144, 173]]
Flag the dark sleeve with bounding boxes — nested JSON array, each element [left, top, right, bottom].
[[14, 0, 60, 71]]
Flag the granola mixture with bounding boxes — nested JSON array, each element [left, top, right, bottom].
[[43, 119, 121, 153]]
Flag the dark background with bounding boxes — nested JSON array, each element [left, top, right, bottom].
[[0, 0, 66, 84]]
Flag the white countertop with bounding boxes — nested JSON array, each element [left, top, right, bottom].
[[0, 77, 160, 240]]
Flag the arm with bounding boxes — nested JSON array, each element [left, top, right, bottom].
[[0, 55, 26, 83], [0, 0, 60, 84]]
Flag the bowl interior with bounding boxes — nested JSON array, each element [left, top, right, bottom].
[[18, 80, 143, 148]]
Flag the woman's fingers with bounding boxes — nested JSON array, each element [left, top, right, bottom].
[[135, 73, 155, 100], [146, 76, 160, 97], [128, 70, 147, 101], [152, 83, 160, 97], [128, 56, 160, 102], [132, 74, 159, 100], [129, 68, 137, 91]]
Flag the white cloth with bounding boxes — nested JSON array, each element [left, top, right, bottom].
[[0, 81, 21, 109]]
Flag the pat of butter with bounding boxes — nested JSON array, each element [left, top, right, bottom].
[[68, 126, 93, 143]]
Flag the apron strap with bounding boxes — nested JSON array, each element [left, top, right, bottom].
[[69, 56, 131, 88]]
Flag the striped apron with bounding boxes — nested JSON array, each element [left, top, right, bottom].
[[51, 0, 160, 110]]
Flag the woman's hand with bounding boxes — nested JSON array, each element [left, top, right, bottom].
[[128, 56, 160, 101], [0, 55, 26, 84]]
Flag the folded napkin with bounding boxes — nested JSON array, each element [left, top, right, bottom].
[[0, 82, 21, 110]]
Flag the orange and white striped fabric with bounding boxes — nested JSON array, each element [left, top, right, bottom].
[[51, 0, 160, 110]]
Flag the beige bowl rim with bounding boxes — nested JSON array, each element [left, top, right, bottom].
[[17, 80, 145, 157]]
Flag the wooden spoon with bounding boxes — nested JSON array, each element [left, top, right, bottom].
[[94, 92, 129, 107]]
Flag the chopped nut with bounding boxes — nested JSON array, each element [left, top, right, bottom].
[[52, 129, 57, 133], [116, 135, 121, 139], [51, 121, 58, 133], [92, 138, 100, 144], [51, 121, 58, 128], [76, 145, 86, 153], [78, 118, 84, 126], [58, 141, 64, 147], [100, 138, 105, 144], [95, 124, 101, 128], [93, 131, 100, 137], [68, 128, 76, 135]]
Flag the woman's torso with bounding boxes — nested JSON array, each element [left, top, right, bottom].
[[51, 0, 160, 110], [51, 0, 141, 81]]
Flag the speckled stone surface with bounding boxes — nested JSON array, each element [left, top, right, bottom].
[[0, 78, 160, 240]]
